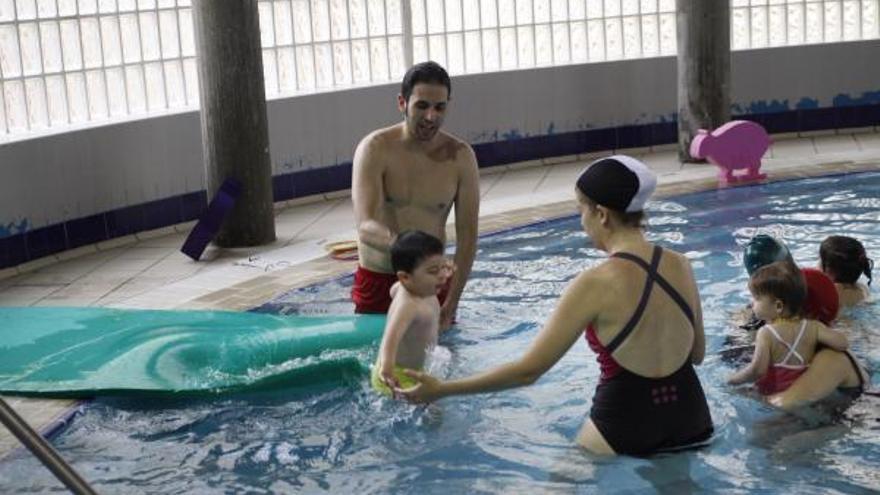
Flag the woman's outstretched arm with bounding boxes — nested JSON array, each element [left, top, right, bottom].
[[399, 269, 603, 404]]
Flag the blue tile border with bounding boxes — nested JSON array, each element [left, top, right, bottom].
[[288, 163, 353, 198], [798, 107, 838, 133], [0, 234, 28, 268], [24, 224, 66, 261], [1, 104, 877, 270], [181, 191, 209, 222], [142, 196, 183, 232], [64, 214, 107, 250], [105, 204, 146, 239]]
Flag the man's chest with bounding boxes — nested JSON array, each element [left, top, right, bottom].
[[383, 161, 458, 210]]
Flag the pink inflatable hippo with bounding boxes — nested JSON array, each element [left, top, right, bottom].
[[689, 120, 769, 187]]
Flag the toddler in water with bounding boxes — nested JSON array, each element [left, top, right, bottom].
[[820, 235, 873, 307], [372, 230, 452, 397], [728, 261, 849, 395]]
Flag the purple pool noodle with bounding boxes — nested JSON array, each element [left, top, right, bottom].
[[181, 178, 242, 260]]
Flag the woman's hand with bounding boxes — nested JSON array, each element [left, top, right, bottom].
[[380, 368, 401, 389], [396, 369, 444, 404]]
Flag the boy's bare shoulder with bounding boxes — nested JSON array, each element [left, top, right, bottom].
[[389, 291, 437, 328]]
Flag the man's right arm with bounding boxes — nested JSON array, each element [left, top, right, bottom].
[[352, 135, 393, 253]]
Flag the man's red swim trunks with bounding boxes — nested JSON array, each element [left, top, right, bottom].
[[351, 265, 450, 314]]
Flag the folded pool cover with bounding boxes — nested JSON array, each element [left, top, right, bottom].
[[0, 307, 385, 397]]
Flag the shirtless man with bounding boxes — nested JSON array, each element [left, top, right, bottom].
[[351, 61, 479, 329]]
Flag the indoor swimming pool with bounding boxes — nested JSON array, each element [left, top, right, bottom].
[[1, 171, 878, 494]]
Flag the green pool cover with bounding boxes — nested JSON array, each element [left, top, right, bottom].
[[0, 307, 385, 397]]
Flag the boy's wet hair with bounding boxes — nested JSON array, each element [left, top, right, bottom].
[[391, 230, 444, 273], [400, 61, 451, 103], [749, 260, 807, 317], [820, 235, 873, 285]]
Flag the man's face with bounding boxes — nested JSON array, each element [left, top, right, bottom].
[[399, 83, 449, 142]]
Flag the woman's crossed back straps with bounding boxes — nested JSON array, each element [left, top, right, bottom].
[[604, 245, 696, 354]]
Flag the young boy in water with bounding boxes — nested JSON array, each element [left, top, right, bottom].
[[728, 261, 849, 395], [372, 230, 453, 397]]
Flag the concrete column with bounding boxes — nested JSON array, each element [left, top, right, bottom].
[[676, 0, 731, 161], [402, 0, 414, 69], [193, 0, 276, 246]]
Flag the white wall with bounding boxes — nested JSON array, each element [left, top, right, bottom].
[[2, 40, 878, 234]]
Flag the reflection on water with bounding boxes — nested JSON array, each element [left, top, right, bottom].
[[1, 172, 880, 494]]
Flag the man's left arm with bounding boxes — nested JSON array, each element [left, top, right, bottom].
[[441, 146, 480, 330]]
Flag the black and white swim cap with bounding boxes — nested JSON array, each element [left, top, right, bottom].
[[575, 155, 657, 213]]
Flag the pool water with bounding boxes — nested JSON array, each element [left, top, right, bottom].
[[2, 172, 879, 494]]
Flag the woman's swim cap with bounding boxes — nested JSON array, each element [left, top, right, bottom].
[[801, 268, 839, 325], [576, 155, 657, 212], [743, 234, 793, 275]]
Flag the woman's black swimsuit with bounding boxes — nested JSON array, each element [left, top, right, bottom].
[[839, 350, 867, 398], [589, 246, 714, 456]]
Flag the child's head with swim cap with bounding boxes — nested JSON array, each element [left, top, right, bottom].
[[820, 235, 873, 286], [800, 267, 839, 325], [575, 155, 657, 228], [748, 260, 807, 320], [740, 235, 839, 326], [743, 234, 793, 276], [390, 230, 450, 297]]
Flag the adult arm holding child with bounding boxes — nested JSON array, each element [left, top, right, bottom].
[[816, 322, 848, 351], [768, 348, 869, 409]]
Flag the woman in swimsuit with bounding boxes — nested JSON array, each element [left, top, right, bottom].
[[819, 235, 873, 307], [398, 155, 714, 456], [737, 237, 872, 407], [727, 261, 849, 395], [767, 262, 872, 409]]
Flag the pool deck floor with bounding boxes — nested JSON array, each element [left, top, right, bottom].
[[2, 128, 880, 460]]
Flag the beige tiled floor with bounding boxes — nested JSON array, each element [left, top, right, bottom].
[[771, 137, 817, 158], [1, 130, 880, 460], [812, 134, 859, 155], [855, 132, 880, 150]]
